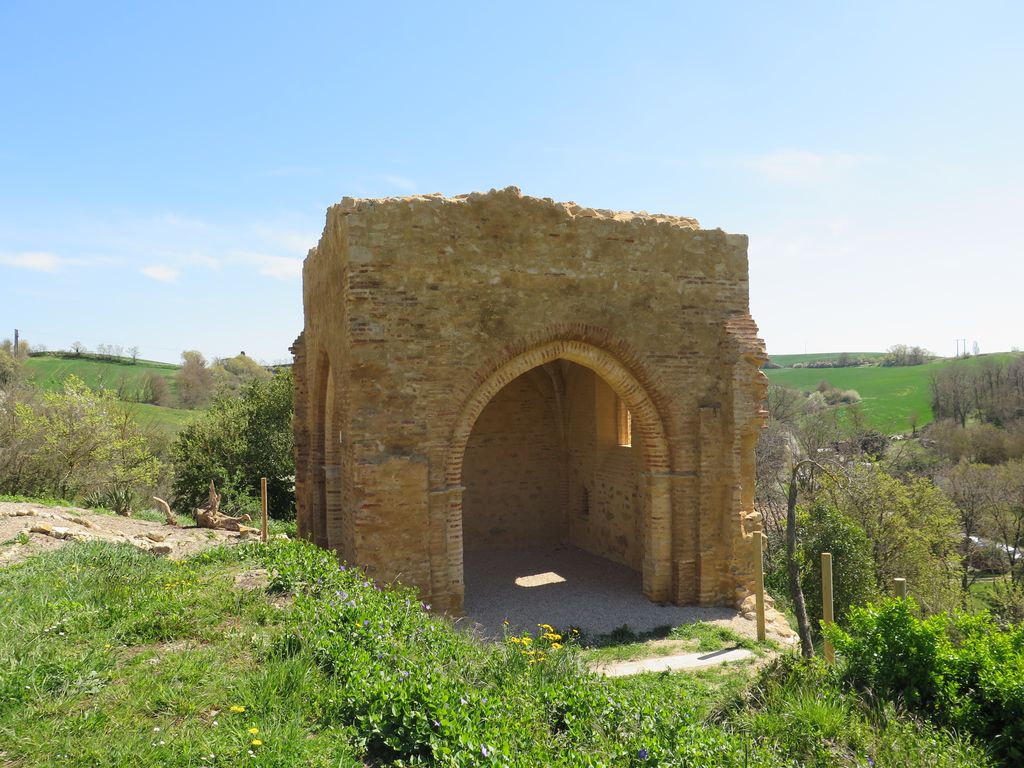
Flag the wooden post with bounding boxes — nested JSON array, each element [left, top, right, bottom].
[[821, 552, 835, 663], [260, 477, 268, 543], [894, 577, 907, 599], [754, 532, 766, 642]]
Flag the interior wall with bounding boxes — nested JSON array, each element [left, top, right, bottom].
[[462, 370, 565, 552], [566, 364, 644, 570], [462, 360, 644, 569]]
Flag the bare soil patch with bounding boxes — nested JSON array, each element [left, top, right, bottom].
[[0, 501, 262, 566]]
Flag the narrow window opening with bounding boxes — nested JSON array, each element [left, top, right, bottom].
[[617, 397, 633, 447]]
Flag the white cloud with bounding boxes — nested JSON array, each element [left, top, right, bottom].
[[141, 265, 181, 283], [0, 251, 62, 272], [230, 250, 303, 280], [747, 150, 872, 184]]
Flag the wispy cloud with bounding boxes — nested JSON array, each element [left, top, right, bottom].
[[0, 251, 62, 272], [230, 250, 303, 280], [140, 265, 180, 283], [378, 173, 417, 193], [747, 150, 873, 184], [1, 209, 318, 284]]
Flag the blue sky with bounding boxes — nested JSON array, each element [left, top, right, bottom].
[[3, 2, 1022, 363]]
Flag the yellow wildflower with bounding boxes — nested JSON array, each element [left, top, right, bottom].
[[229, 705, 245, 713], [248, 727, 259, 735], [251, 739, 263, 747], [551, 643, 563, 650]]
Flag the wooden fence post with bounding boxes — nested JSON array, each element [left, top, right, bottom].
[[821, 552, 835, 663], [894, 577, 907, 599], [755, 532, 766, 642], [260, 477, 268, 543]]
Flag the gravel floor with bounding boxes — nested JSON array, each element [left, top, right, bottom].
[[460, 545, 748, 640]]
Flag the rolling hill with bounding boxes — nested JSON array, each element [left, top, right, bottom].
[[765, 352, 1023, 434], [23, 354, 197, 435]]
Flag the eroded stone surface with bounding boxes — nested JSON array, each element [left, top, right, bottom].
[[292, 187, 767, 613]]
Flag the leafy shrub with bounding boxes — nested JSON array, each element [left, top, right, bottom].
[[764, 500, 877, 638], [826, 599, 1024, 766], [171, 369, 294, 518]]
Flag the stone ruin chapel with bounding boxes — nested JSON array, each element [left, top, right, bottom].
[[291, 187, 767, 615]]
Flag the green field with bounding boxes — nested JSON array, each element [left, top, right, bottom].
[[768, 352, 885, 367], [766, 353, 1023, 434], [24, 354, 195, 436], [25, 353, 178, 396]]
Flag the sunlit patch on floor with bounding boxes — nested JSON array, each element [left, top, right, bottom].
[[514, 571, 566, 588]]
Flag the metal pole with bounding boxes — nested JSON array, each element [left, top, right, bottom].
[[755, 532, 766, 642], [821, 552, 835, 663]]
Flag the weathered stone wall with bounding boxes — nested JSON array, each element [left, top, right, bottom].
[[292, 187, 767, 613]]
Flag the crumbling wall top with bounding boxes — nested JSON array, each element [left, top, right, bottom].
[[330, 186, 702, 231]]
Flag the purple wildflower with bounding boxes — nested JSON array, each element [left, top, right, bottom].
[[481, 745, 490, 757], [638, 748, 649, 760]]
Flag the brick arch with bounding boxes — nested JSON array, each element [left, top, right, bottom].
[[445, 339, 671, 486], [441, 339, 674, 612]]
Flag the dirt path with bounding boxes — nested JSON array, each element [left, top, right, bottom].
[[0, 501, 264, 566]]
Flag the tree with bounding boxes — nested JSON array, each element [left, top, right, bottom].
[[177, 350, 214, 408], [986, 460, 1024, 581], [784, 460, 821, 658], [943, 463, 999, 594], [128, 345, 139, 363], [140, 370, 171, 406], [767, 498, 878, 637], [171, 369, 294, 518], [829, 467, 959, 614], [70, 341, 86, 357], [102, 407, 161, 514], [0, 347, 22, 391], [932, 366, 972, 427], [210, 352, 270, 396]]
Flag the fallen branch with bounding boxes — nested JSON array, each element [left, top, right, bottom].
[[194, 481, 259, 534], [152, 497, 177, 526]]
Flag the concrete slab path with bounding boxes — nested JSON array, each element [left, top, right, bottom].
[[590, 648, 755, 678]]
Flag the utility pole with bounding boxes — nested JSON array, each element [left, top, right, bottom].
[[13, 329, 18, 351]]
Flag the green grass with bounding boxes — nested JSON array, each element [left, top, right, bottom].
[[0, 540, 996, 767], [765, 353, 1024, 434], [581, 621, 762, 664], [123, 400, 199, 434], [25, 353, 179, 398], [24, 353, 198, 438], [768, 352, 886, 367]]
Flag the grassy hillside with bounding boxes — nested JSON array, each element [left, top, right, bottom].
[[25, 353, 178, 396], [24, 353, 196, 436], [766, 353, 1023, 434], [0, 538, 994, 767]]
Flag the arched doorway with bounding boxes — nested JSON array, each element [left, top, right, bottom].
[[444, 340, 673, 617]]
